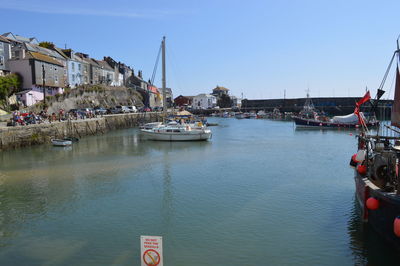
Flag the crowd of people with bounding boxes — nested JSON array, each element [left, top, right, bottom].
[[9, 109, 97, 126]]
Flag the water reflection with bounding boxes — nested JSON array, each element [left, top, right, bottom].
[[0, 128, 212, 250], [347, 195, 400, 265]]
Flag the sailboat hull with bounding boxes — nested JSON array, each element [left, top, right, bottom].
[[141, 129, 212, 141]]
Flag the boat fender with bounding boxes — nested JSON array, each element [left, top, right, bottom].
[[349, 154, 358, 168], [366, 197, 379, 210], [394, 216, 400, 237], [186, 125, 190, 130], [357, 164, 367, 175], [355, 150, 366, 162]]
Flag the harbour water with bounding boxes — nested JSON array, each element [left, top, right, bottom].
[[0, 118, 399, 265]]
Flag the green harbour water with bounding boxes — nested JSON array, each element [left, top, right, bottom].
[[0, 118, 399, 265]]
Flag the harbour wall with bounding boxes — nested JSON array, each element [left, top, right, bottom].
[[241, 97, 393, 115], [0, 112, 163, 151], [191, 97, 393, 117]]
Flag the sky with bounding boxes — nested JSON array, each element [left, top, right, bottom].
[[1, 0, 400, 99]]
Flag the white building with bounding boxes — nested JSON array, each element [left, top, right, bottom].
[[193, 94, 217, 109]]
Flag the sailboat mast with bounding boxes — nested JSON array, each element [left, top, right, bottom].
[[162, 36, 167, 117]]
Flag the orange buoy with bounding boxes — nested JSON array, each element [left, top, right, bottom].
[[350, 154, 358, 167], [357, 164, 367, 175], [394, 216, 400, 237], [366, 197, 379, 210]]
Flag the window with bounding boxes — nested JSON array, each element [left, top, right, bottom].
[[0, 56, 3, 66], [0, 42, 3, 52], [72, 74, 75, 82], [72, 63, 75, 71], [55, 75, 58, 83], [78, 64, 81, 71], [13, 50, 20, 59]]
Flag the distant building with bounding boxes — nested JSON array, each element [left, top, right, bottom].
[[212, 86, 229, 98], [193, 94, 217, 109], [174, 95, 193, 107], [89, 58, 102, 84], [148, 84, 162, 108], [61, 49, 85, 88], [230, 96, 241, 108], [104, 56, 133, 87], [95, 60, 114, 86], [75, 52, 91, 85], [9, 51, 65, 106], [0, 35, 11, 76], [164, 88, 173, 108]]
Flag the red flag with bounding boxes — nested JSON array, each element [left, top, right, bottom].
[[354, 91, 371, 125], [357, 91, 371, 107]]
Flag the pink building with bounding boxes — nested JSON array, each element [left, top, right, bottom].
[[16, 88, 44, 106]]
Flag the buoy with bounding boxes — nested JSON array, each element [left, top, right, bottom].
[[350, 154, 358, 167], [366, 197, 379, 210], [349, 133, 353, 136], [357, 164, 367, 175], [356, 125, 359, 128], [394, 216, 400, 237], [319, 123, 322, 126]]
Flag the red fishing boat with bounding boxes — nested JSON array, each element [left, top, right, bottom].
[[352, 42, 400, 249]]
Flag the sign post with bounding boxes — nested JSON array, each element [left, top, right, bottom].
[[141, 236, 163, 266]]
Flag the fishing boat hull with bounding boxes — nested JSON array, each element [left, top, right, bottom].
[[354, 172, 400, 249], [51, 139, 72, 146], [293, 116, 378, 128], [141, 129, 212, 141]]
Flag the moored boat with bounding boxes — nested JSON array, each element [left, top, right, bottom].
[[352, 42, 400, 249], [51, 139, 72, 146], [140, 37, 212, 141], [293, 92, 378, 128], [141, 121, 211, 141]]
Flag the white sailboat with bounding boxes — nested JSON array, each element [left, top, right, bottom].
[[141, 37, 212, 141]]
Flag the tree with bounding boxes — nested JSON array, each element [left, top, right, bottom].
[[0, 73, 22, 102], [217, 94, 233, 108]]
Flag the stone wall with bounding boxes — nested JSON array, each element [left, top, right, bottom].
[[0, 112, 163, 151]]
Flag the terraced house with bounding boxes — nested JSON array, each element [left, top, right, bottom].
[[0, 35, 11, 76], [3, 33, 66, 106]]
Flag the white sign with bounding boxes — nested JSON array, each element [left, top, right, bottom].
[[141, 235, 163, 266]]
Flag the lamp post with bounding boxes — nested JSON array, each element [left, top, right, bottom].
[[42, 64, 46, 105]]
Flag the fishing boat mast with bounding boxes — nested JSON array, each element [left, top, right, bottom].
[[162, 36, 167, 119]]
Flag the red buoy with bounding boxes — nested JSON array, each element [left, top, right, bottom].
[[394, 216, 400, 237], [357, 164, 367, 175], [366, 197, 379, 210]]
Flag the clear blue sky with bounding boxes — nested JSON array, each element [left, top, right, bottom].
[[1, 0, 400, 99]]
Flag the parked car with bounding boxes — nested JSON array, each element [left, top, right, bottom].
[[94, 107, 108, 115], [109, 107, 120, 114], [111, 106, 130, 114], [127, 106, 137, 113], [121, 106, 131, 113]]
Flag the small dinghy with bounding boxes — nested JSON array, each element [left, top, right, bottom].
[[51, 139, 72, 147]]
